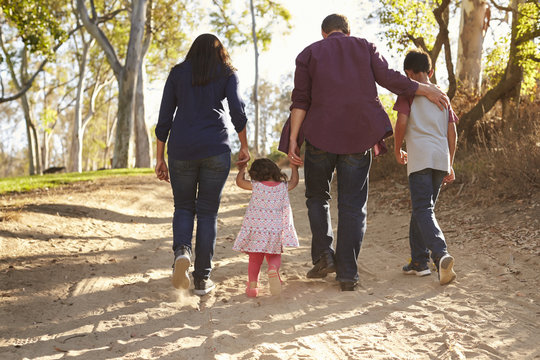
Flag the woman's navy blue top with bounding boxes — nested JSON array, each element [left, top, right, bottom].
[[155, 61, 248, 161]]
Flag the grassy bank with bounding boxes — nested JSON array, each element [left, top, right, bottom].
[[0, 168, 153, 195]]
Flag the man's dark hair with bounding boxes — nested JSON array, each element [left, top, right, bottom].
[[403, 49, 432, 74], [321, 14, 350, 34]]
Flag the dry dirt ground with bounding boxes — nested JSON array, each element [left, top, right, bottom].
[[0, 173, 538, 360]]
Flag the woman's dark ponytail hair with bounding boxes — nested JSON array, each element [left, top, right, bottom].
[[184, 33, 236, 86]]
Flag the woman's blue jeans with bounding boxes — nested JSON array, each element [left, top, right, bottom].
[[408, 168, 448, 264], [168, 152, 230, 281], [304, 142, 372, 283]]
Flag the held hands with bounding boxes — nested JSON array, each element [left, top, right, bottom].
[[288, 140, 303, 166], [395, 149, 408, 165], [443, 167, 455, 185], [236, 146, 250, 169], [155, 159, 170, 183]]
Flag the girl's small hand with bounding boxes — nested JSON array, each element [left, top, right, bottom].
[[155, 159, 170, 183]]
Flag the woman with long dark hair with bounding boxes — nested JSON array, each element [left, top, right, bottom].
[[155, 34, 250, 295]]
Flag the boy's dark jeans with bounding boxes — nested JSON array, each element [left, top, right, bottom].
[[304, 142, 371, 283], [408, 168, 448, 264], [168, 152, 231, 281]]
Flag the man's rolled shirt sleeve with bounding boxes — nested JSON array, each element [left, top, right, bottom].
[[370, 43, 418, 97], [291, 49, 312, 111]]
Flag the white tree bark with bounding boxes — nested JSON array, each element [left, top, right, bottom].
[[134, 25, 152, 168], [77, 0, 147, 168], [456, 0, 488, 95], [134, 60, 152, 167], [249, 0, 260, 156], [69, 35, 92, 173]]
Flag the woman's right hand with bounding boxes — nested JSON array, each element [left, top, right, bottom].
[[155, 159, 170, 183], [236, 146, 250, 168]]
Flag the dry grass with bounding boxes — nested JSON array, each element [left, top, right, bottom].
[[455, 98, 539, 201], [371, 98, 539, 203]]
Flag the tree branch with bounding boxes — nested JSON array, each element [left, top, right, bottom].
[[0, 22, 86, 104], [432, 0, 455, 98], [487, 0, 513, 12], [76, 0, 123, 78], [516, 28, 540, 45], [459, 70, 522, 140]]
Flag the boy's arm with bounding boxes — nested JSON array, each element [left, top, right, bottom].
[[394, 112, 409, 165], [443, 122, 457, 185], [236, 166, 253, 190], [288, 164, 299, 191]]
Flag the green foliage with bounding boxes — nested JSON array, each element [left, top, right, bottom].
[[378, 93, 398, 126], [145, 0, 197, 78], [0, 168, 153, 194], [482, 2, 539, 97], [373, 0, 439, 53], [482, 35, 510, 91], [0, 0, 68, 58], [516, 1, 540, 98], [266, 142, 287, 164], [210, 0, 291, 51], [39, 107, 57, 134]]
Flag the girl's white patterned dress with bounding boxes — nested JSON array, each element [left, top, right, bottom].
[[233, 181, 299, 254]]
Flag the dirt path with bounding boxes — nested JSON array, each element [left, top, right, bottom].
[[0, 174, 538, 359]]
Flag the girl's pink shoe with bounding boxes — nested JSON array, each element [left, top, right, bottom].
[[246, 281, 258, 297]]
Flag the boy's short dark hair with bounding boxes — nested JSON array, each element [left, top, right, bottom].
[[403, 49, 432, 74], [321, 14, 350, 34]]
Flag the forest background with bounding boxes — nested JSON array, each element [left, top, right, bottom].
[[0, 0, 538, 199]]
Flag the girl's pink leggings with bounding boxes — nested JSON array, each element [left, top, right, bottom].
[[248, 252, 281, 283]]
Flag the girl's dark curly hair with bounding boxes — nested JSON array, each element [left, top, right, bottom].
[[248, 158, 288, 182]]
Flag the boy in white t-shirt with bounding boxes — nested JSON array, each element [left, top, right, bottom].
[[393, 49, 458, 285]]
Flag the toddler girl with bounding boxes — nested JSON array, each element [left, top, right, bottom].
[[233, 158, 299, 297]]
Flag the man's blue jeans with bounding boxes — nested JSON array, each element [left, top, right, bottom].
[[168, 152, 230, 281], [304, 142, 371, 282], [408, 168, 448, 264]]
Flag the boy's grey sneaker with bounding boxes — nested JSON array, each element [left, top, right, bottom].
[[402, 260, 431, 276], [437, 254, 456, 285], [193, 278, 215, 296], [172, 247, 191, 290]]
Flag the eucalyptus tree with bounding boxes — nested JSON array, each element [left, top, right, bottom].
[[133, 0, 196, 167], [374, 0, 457, 98], [456, 0, 490, 95], [76, 0, 147, 168], [210, 0, 291, 156], [459, 0, 539, 141], [0, 0, 69, 174]]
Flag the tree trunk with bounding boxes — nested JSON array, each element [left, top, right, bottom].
[[456, 0, 488, 95], [134, 58, 151, 168], [20, 52, 42, 175], [77, 0, 147, 169], [458, 0, 524, 143], [249, 0, 260, 156], [70, 37, 91, 173], [501, 0, 524, 123], [111, 0, 148, 168]]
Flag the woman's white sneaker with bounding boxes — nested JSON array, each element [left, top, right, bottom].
[[438, 254, 456, 285]]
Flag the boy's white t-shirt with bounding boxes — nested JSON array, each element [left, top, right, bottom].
[[395, 95, 456, 176]]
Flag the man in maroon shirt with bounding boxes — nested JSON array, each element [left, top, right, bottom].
[[287, 14, 450, 291]]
